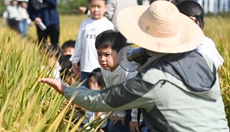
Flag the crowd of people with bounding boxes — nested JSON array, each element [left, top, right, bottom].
[[3, 0, 228, 131], [3, 0, 30, 38]]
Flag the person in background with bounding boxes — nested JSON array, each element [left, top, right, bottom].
[[75, 0, 137, 30], [41, 47, 62, 79], [104, 0, 137, 29], [39, 1, 229, 132], [18, 0, 30, 38], [61, 40, 75, 56], [3, 0, 20, 33], [176, 0, 224, 70], [70, 0, 114, 88], [27, 0, 60, 51]]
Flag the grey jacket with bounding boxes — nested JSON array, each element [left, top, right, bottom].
[[64, 51, 229, 132], [104, 0, 137, 29]]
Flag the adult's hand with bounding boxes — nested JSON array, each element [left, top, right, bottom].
[[34, 17, 42, 25], [38, 78, 67, 94]]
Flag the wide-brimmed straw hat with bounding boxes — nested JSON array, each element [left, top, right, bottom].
[[117, 1, 204, 53]]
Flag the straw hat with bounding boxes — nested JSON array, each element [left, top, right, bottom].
[[117, 1, 204, 53]]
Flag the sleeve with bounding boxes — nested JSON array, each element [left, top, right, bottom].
[[131, 108, 138, 122], [64, 76, 155, 112], [196, 37, 224, 70], [3, 10, 8, 18], [70, 25, 83, 64], [44, 0, 57, 8], [104, 0, 116, 21], [27, 1, 38, 21], [115, 111, 126, 117]]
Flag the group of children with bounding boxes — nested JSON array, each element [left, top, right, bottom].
[[64, 0, 147, 131], [49, 0, 144, 130], [56, 30, 144, 131], [3, 0, 30, 38], [41, 0, 224, 132]]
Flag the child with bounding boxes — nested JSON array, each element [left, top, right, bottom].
[[95, 30, 138, 132], [82, 68, 108, 132], [3, 0, 20, 33], [176, 1, 224, 70], [59, 55, 81, 86], [70, 0, 114, 87], [18, 0, 30, 38], [61, 40, 75, 56], [59, 55, 73, 84], [41, 47, 62, 79]]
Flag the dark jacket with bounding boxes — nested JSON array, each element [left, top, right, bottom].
[[27, 0, 59, 27]]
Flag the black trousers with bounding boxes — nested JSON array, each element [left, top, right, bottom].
[[7, 18, 20, 33], [36, 23, 60, 50]]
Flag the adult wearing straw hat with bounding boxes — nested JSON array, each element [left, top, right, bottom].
[[39, 1, 229, 132]]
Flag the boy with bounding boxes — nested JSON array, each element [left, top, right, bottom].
[[61, 40, 75, 56], [95, 30, 138, 132], [70, 0, 114, 87]]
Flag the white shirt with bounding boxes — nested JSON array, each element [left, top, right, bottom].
[[19, 6, 29, 20], [4, 5, 20, 20], [82, 110, 108, 130], [101, 65, 137, 117], [197, 36, 224, 70], [70, 17, 114, 72]]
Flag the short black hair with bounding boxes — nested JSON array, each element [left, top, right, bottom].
[[176, 0, 204, 29], [87, 68, 105, 89], [61, 40, 75, 50], [88, 0, 107, 4], [95, 30, 127, 53], [59, 55, 72, 80], [60, 55, 72, 69]]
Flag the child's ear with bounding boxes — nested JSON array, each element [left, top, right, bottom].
[[105, 4, 108, 12], [189, 16, 196, 22]]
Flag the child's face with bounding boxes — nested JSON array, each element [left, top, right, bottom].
[[48, 56, 57, 68], [89, 0, 107, 20], [63, 47, 74, 55], [21, 2, 28, 8], [88, 76, 100, 90], [12, 0, 18, 5], [97, 46, 119, 72]]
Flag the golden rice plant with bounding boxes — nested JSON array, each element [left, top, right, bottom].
[[0, 14, 109, 132], [205, 16, 230, 124]]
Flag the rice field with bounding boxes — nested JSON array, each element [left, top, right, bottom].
[[0, 14, 230, 131]]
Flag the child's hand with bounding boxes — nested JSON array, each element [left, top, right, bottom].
[[38, 78, 67, 94], [72, 63, 80, 76], [130, 121, 140, 132], [110, 115, 125, 126]]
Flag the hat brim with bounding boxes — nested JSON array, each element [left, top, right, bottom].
[[117, 6, 204, 53]]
